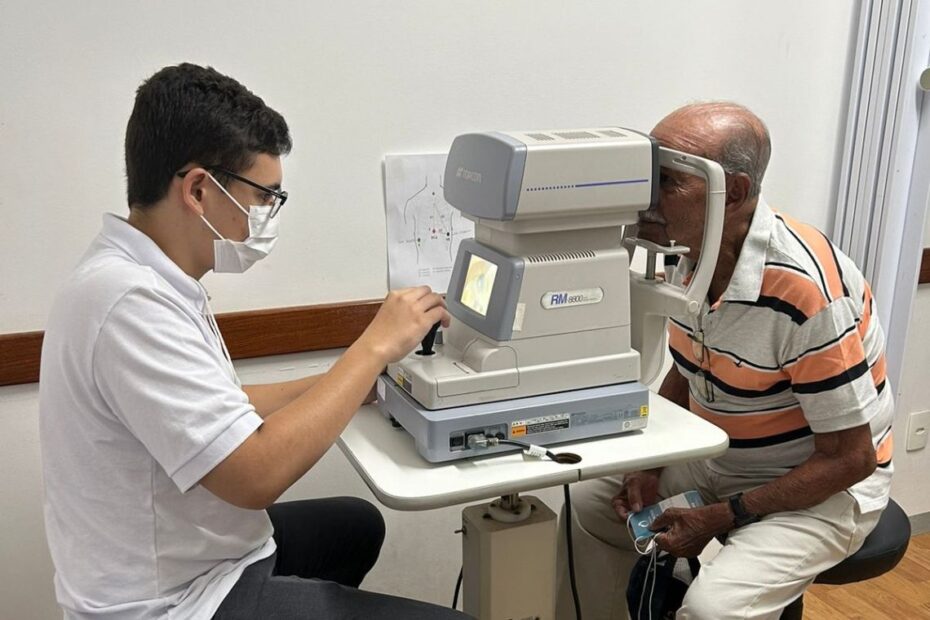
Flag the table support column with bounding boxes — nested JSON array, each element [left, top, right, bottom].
[[462, 493, 557, 619]]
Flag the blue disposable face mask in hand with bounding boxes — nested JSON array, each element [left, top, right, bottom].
[[626, 490, 705, 549], [200, 174, 280, 273]]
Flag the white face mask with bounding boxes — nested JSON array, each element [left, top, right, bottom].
[[201, 174, 280, 273]]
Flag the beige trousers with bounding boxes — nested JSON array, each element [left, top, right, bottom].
[[556, 460, 881, 620]]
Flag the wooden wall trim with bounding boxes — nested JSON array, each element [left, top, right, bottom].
[[0, 299, 382, 388], [920, 248, 930, 286], [0, 331, 44, 388], [4, 247, 929, 387], [216, 300, 382, 360]]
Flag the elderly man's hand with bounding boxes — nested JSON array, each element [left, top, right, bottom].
[[651, 503, 734, 558], [611, 469, 662, 519]]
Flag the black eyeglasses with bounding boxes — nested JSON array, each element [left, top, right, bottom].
[[177, 166, 288, 217], [691, 329, 715, 402]]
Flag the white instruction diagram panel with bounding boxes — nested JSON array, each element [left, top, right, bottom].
[[384, 153, 474, 292]]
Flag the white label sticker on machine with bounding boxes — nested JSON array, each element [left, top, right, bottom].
[[511, 413, 571, 437]]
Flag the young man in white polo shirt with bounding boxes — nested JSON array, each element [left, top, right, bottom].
[[39, 63, 467, 619]]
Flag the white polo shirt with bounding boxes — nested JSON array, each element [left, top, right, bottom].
[[39, 214, 274, 619]]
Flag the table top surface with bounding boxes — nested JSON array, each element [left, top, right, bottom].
[[337, 392, 729, 510]]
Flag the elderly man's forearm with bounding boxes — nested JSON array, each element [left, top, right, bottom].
[[741, 449, 876, 518]]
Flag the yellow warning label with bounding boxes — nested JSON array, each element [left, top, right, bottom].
[[511, 425, 527, 437], [396, 370, 412, 394], [640, 405, 649, 417]]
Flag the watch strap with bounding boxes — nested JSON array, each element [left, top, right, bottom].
[[728, 492, 760, 528]]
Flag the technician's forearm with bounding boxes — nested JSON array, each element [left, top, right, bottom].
[[233, 342, 384, 507], [243, 374, 325, 418]]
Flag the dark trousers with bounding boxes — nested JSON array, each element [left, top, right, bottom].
[[214, 497, 469, 619]]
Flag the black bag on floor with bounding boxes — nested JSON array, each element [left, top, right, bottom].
[[626, 551, 701, 620]]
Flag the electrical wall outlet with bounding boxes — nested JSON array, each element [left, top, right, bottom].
[[906, 410, 930, 452]]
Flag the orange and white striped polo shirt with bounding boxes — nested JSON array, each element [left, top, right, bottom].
[[667, 198, 893, 513]]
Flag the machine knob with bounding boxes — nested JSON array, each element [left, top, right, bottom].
[[417, 321, 441, 356]]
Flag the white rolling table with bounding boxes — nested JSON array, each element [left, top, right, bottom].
[[338, 392, 728, 510], [337, 392, 728, 620]]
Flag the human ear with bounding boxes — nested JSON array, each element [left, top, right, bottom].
[[179, 167, 210, 216], [725, 172, 752, 208]]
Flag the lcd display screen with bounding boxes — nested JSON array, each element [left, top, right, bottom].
[[460, 254, 498, 316]]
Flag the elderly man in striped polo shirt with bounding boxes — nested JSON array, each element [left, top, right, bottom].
[[558, 102, 894, 619]]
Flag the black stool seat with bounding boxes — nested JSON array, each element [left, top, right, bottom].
[[816, 498, 910, 584], [780, 498, 910, 619]]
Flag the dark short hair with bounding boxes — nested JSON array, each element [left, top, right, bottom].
[[125, 63, 292, 207]]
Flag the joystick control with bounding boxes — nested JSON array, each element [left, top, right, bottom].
[[416, 321, 441, 356]]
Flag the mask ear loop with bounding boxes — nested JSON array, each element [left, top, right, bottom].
[[207, 173, 251, 217], [199, 212, 226, 241], [204, 173, 278, 243], [193, 174, 239, 242]]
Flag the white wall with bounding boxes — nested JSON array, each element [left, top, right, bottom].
[[0, 1, 863, 618], [890, 212, 930, 517], [1, 0, 856, 332]]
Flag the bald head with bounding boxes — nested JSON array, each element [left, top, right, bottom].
[[653, 102, 771, 197]]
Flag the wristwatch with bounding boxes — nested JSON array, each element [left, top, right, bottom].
[[728, 492, 761, 528]]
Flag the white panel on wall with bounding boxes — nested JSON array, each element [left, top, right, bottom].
[[0, 0, 857, 333]]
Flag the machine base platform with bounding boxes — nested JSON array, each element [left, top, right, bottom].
[[376, 376, 650, 463]]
